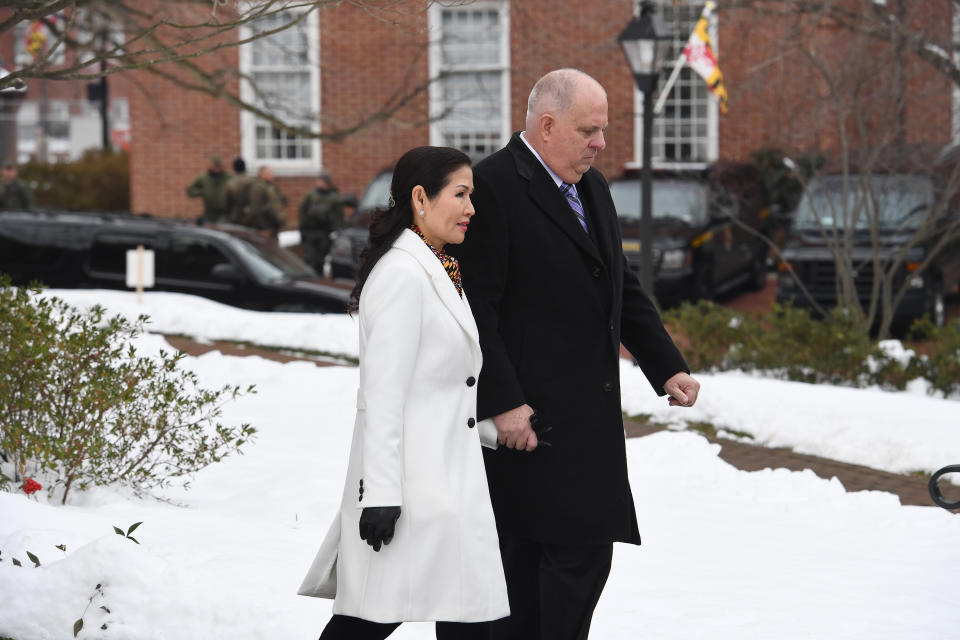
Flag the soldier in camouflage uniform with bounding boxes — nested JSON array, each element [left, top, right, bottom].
[[243, 165, 287, 239], [0, 163, 33, 211], [298, 170, 344, 273], [225, 160, 255, 226], [186, 155, 230, 222]]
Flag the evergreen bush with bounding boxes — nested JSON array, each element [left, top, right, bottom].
[[662, 300, 960, 397], [19, 149, 130, 212], [0, 278, 256, 503]]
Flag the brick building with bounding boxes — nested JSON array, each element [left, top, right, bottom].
[[7, 1, 957, 222]]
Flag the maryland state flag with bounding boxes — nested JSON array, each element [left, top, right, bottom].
[[25, 19, 51, 61], [682, 1, 728, 114]]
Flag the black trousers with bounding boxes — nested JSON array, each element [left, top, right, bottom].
[[482, 534, 615, 640], [319, 614, 488, 640]]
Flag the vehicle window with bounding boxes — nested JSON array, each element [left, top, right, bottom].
[[88, 235, 160, 275], [0, 235, 66, 268], [164, 237, 231, 280], [611, 179, 708, 225], [222, 234, 315, 282], [357, 171, 393, 213], [794, 174, 935, 231]]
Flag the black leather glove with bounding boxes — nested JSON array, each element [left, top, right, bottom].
[[359, 506, 401, 552]]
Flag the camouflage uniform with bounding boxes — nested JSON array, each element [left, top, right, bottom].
[[298, 187, 344, 272], [0, 177, 33, 211], [186, 170, 231, 222], [245, 178, 286, 236], [225, 174, 256, 225]]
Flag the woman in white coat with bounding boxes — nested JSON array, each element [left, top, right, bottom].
[[299, 146, 509, 640]]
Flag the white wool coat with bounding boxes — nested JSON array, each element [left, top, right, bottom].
[[298, 229, 509, 623]]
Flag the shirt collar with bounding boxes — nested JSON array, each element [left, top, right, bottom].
[[519, 131, 566, 189]]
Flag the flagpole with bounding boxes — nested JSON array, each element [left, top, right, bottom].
[[652, 1, 716, 115], [652, 54, 684, 115]]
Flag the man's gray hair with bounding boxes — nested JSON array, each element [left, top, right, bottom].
[[526, 68, 604, 121]]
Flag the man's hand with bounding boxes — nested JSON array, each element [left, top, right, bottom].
[[664, 372, 700, 407], [493, 404, 538, 451]]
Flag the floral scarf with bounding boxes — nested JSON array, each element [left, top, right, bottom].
[[410, 225, 463, 298]]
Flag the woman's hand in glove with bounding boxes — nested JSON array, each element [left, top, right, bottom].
[[359, 506, 401, 552]]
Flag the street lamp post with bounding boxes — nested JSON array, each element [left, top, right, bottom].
[[619, 1, 672, 296]]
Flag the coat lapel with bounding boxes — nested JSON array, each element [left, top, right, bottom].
[[507, 135, 603, 263], [576, 173, 618, 269], [393, 229, 482, 359]]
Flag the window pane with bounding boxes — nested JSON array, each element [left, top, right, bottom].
[[435, 4, 506, 162], [652, 3, 712, 165], [247, 10, 316, 163]]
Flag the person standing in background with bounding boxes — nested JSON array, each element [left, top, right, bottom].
[[225, 157, 256, 225], [246, 165, 286, 239], [299, 170, 344, 273], [0, 163, 33, 211], [186, 155, 230, 222]]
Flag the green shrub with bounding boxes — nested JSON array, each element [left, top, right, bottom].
[[660, 299, 749, 371], [0, 278, 256, 503], [19, 149, 130, 211], [662, 300, 959, 396], [730, 305, 882, 386], [905, 317, 960, 397]]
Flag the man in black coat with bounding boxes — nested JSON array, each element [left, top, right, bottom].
[[449, 68, 700, 640]]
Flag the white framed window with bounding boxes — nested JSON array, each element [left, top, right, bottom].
[[240, 9, 320, 173], [428, 2, 510, 162], [630, 1, 718, 170]]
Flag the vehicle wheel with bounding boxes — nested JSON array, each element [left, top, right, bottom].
[[928, 282, 946, 328], [747, 253, 768, 292]]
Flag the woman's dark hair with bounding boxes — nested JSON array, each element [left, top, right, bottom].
[[348, 146, 472, 313]]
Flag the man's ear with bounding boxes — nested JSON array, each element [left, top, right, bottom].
[[538, 113, 555, 141]]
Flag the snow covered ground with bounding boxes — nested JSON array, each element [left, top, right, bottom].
[[1, 290, 958, 639]]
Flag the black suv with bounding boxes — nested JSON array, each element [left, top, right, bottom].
[[329, 169, 392, 280], [0, 209, 349, 313], [776, 171, 960, 328], [610, 161, 776, 306]]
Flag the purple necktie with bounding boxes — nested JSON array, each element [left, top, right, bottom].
[[560, 182, 588, 233]]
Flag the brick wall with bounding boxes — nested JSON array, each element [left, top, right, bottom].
[[129, 34, 240, 219], [123, 0, 956, 221], [316, 3, 430, 212]]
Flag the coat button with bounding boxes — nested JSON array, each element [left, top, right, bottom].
[[467, 418, 476, 428], [466, 376, 476, 387], [592, 266, 601, 277], [602, 381, 613, 392], [358, 494, 363, 502]]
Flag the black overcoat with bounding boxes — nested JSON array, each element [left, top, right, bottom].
[[450, 133, 689, 545]]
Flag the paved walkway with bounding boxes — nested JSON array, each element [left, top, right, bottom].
[[624, 420, 941, 509]]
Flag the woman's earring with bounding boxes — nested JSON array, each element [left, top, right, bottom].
[[418, 209, 425, 216]]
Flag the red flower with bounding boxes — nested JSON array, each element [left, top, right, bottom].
[[22, 478, 42, 495]]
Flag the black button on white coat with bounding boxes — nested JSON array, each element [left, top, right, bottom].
[[466, 376, 476, 387], [467, 418, 476, 428]]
